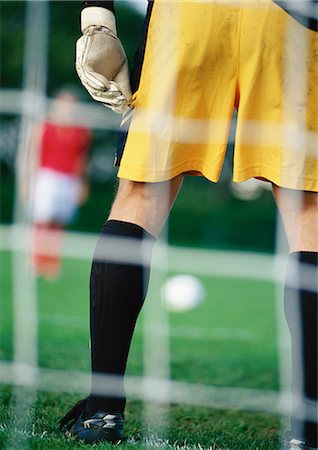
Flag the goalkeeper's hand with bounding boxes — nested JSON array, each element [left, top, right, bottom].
[[76, 7, 132, 114]]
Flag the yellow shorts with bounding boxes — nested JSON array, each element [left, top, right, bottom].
[[118, 0, 318, 191]]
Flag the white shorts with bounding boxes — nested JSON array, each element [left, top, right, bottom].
[[31, 168, 81, 225]]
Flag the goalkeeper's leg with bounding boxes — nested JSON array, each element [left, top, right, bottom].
[[60, 176, 183, 442], [86, 175, 183, 416], [273, 186, 318, 449]]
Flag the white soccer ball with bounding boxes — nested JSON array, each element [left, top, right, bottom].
[[161, 274, 205, 312]]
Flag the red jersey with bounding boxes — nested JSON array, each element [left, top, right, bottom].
[[39, 121, 91, 175]]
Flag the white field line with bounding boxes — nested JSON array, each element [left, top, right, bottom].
[[0, 310, 281, 348], [0, 425, 219, 450], [126, 435, 218, 450], [0, 426, 263, 450], [18, 313, 262, 343], [0, 429, 221, 450]]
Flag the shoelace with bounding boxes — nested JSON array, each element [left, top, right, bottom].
[[83, 414, 117, 429]]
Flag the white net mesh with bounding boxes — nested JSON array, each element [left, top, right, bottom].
[[0, 1, 317, 449]]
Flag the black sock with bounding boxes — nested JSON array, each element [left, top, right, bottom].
[[86, 220, 155, 416], [284, 251, 318, 447]]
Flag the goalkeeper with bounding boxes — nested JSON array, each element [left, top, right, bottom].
[[60, 1, 318, 449]]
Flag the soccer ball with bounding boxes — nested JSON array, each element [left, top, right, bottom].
[[161, 274, 205, 312]]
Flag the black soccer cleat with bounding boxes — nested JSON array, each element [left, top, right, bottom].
[[60, 398, 124, 444], [286, 438, 318, 450]]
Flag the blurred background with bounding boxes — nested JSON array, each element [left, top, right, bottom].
[[0, 2, 284, 449], [0, 0, 277, 252]]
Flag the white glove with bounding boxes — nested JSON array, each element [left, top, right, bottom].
[[76, 7, 132, 114]]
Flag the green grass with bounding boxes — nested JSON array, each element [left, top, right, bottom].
[[0, 249, 284, 449]]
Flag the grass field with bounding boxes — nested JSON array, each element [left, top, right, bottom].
[[0, 244, 285, 449]]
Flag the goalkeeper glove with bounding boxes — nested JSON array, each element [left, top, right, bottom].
[[76, 6, 132, 114]]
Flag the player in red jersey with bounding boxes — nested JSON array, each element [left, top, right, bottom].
[[27, 88, 91, 279]]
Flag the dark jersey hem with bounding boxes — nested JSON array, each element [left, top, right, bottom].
[[82, 1, 115, 13], [114, 1, 154, 168], [273, 0, 318, 32]]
